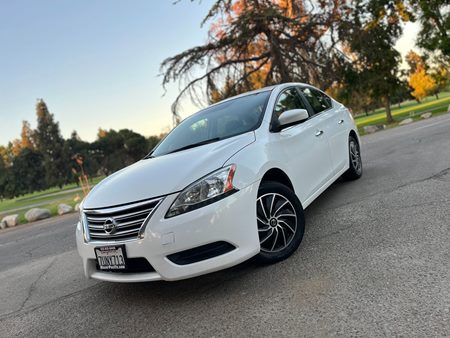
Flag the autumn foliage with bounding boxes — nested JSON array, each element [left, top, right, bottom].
[[406, 51, 437, 101]]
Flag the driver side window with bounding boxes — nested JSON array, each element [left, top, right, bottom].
[[274, 88, 307, 118]]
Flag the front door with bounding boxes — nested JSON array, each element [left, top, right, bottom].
[[269, 87, 334, 205]]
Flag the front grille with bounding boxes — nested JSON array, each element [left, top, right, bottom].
[[84, 198, 163, 242]]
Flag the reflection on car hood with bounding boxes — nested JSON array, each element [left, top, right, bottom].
[[83, 132, 255, 209]]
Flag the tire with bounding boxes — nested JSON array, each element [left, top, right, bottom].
[[256, 181, 305, 264], [342, 135, 362, 181]]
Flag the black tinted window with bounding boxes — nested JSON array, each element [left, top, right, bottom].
[[299, 87, 332, 114], [274, 88, 306, 118], [151, 91, 270, 157]]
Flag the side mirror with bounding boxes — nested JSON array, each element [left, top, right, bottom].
[[277, 109, 309, 130]]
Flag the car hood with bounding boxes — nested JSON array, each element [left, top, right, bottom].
[[83, 132, 255, 209]]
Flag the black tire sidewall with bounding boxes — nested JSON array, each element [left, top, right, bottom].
[[343, 135, 362, 180]]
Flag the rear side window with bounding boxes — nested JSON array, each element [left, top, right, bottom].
[[299, 87, 332, 114], [274, 88, 307, 118]]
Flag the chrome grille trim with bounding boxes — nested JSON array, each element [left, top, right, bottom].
[[83, 197, 163, 243]]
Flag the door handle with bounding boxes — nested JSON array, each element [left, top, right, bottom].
[[315, 130, 324, 137], [338, 119, 344, 124]]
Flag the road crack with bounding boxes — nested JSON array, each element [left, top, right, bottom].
[[16, 257, 57, 313]]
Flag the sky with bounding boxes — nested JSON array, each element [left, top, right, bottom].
[[0, 1, 419, 146]]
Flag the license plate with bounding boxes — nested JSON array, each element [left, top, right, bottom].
[[95, 245, 127, 271]]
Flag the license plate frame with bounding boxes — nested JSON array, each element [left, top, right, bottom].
[[94, 245, 128, 271]]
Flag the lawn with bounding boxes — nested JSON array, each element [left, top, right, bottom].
[[355, 91, 450, 120], [355, 92, 450, 131], [0, 176, 105, 221]]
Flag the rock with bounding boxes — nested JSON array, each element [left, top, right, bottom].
[[0, 220, 7, 230], [399, 118, 414, 125], [58, 203, 73, 215], [25, 208, 51, 222], [421, 112, 432, 119], [363, 125, 385, 134], [1, 214, 19, 227], [74, 203, 80, 212]]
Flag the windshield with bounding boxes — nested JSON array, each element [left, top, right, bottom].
[[151, 91, 271, 157]]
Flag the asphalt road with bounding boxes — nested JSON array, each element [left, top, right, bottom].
[[1, 115, 450, 337]]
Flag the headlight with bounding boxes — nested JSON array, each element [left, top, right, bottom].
[[166, 164, 237, 218]]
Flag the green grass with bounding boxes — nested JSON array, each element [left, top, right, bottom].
[[354, 91, 450, 120], [0, 176, 105, 219], [355, 93, 450, 128]]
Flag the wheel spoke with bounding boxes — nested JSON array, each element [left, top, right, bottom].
[[270, 228, 279, 251], [269, 194, 276, 217], [277, 213, 296, 218], [257, 216, 268, 225], [260, 228, 274, 244], [280, 226, 287, 247], [258, 198, 269, 222], [273, 200, 288, 217], [279, 220, 295, 233]]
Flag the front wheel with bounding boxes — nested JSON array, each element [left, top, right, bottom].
[[342, 135, 362, 181], [256, 181, 305, 264]]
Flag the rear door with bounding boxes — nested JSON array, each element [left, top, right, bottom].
[[297, 86, 347, 175]]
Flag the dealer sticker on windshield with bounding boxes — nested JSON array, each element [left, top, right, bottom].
[[95, 245, 127, 271]]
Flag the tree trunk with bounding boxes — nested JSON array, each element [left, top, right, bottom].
[[385, 95, 394, 124], [435, 92, 439, 99]]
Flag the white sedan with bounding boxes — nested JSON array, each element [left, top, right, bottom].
[[76, 83, 362, 282]]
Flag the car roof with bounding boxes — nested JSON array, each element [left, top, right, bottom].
[[185, 82, 314, 119], [207, 82, 311, 106]]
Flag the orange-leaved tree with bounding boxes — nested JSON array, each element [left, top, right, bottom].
[[161, 0, 353, 123], [406, 51, 437, 102]]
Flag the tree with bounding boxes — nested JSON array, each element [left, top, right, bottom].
[[91, 129, 152, 176], [161, 0, 353, 120], [431, 65, 450, 97], [409, 0, 450, 58], [65, 131, 99, 183], [33, 99, 68, 188], [20, 120, 34, 149], [405, 50, 438, 101], [9, 148, 46, 197], [340, 0, 409, 123], [409, 66, 437, 101], [0, 153, 6, 200], [405, 50, 424, 74]]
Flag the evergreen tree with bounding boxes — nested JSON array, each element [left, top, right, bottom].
[[33, 99, 68, 188], [10, 148, 46, 196], [0, 153, 6, 200], [20, 120, 35, 149]]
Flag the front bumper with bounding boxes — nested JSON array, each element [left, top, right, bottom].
[[76, 181, 260, 282]]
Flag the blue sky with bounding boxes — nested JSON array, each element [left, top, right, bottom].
[[0, 1, 417, 146]]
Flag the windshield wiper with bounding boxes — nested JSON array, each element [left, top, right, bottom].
[[166, 138, 221, 155]]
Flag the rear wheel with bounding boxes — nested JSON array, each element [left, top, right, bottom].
[[342, 135, 362, 180], [256, 181, 305, 264]]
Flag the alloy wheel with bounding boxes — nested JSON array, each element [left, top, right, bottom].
[[257, 193, 297, 253], [349, 140, 362, 174]]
